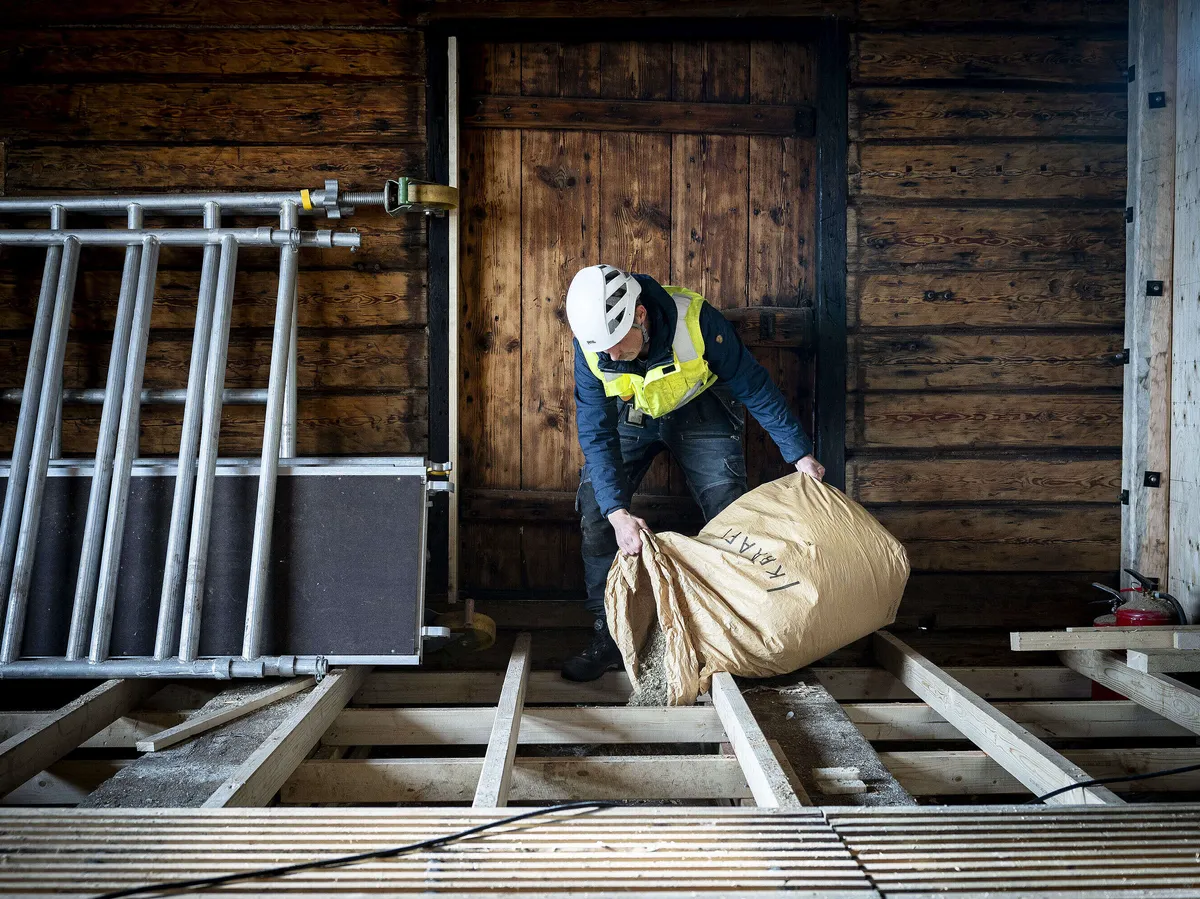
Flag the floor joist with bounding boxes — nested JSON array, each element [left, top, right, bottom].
[[1013, 627, 1200, 652], [845, 699, 1194, 741], [711, 673, 805, 808], [472, 632, 530, 808], [875, 632, 1123, 805], [0, 679, 155, 799], [203, 667, 368, 808], [1060, 649, 1200, 736]]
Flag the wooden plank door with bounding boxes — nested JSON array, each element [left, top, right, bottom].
[[459, 38, 818, 598]]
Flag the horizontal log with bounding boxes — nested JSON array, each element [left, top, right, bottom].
[[357, 670, 635, 706], [4, 144, 428, 193], [465, 569, 1114, 631], [897, 571, 1113, 629], [815, 665, 1092, 702], [848, 699, 1193, 742], [323, 706, 724, 746], [847, 457, 1121, 504], [849, 393, 1123, 449], [848, 206, 1124, 272], [854, 0, 1126, 25], [282, 756, 752, 803], [0, 83, 424, 143], [850, 332, 1123, 391], [0, 393, 427, 456], [851, 88, 1127, 140], [4, 0, 414, 26], [854, 34, 1127, 85], [461, 488, 703, 525], [0, 30, 423, 79], [849, 271, 1124, 329], [875, 504, 1118, 571], [721, 306, 813, 348], [881, 748, 1200, 795], [0, 269, 424, 331], [426, 0, 1124, 25], [0, 331, 427, 391], [465, 95, 813, 136], [850, 142, 1126, 202]]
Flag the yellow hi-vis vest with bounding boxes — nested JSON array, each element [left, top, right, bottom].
[[582, 286, 718, 419]]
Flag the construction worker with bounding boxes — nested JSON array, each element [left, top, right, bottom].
[[562, 264, 824, 682]]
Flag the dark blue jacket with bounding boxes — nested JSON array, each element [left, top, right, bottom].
[[574, 274, 814, 517]]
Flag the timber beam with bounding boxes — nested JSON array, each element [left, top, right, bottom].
[[875, 632, 1123, 805], [1060, 649, 1200, 735]]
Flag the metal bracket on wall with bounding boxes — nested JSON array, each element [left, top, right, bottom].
[[1144, 471, 1163, 488], [1147, 281, 1165, 296], [1120, 489, 1130, 505], [1149, 91, 1167, 108]]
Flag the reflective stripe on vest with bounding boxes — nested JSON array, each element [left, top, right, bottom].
[[583, 287, 718, 419]]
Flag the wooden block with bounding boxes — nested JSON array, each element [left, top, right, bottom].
[[137, 678, 315, 753], [1126, 650, 1200, 674], [812, 766, 868, 795], [875, 632, 1123, 805], [1012, 626, 1200, 651]]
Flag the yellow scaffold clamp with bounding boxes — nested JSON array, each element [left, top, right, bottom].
[[384, 177, 458, 217]]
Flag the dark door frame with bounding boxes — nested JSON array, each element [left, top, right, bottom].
[[424, 18, 848, 599]]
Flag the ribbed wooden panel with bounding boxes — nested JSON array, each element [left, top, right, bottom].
[[831, 805, 1200, 895], [0, 807, 871, 896]]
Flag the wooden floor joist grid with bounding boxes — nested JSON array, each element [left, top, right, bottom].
[[2, 628, 1199, 812]]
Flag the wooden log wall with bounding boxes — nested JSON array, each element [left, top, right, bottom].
[[845, 5, 1128, 631], [0, 9, 430, 457], [0, 1, 1131, 666]]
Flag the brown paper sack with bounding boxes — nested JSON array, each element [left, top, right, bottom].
[[605, 473, 909, 705]]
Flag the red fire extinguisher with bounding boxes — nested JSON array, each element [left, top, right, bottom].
[[1090, 568, 1189, 700]]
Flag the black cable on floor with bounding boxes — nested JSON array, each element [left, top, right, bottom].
[[1026, 762, 1200, 804], [92, 800, 617, 899]]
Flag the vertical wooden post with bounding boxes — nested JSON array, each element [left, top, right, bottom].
[[1170, 0, 1200, 621], [1122, 0, 1177, 587]]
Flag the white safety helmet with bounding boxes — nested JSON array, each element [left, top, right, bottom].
[[566, 264, 642, 351]]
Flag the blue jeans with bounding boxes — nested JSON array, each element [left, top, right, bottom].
[[576, 386, 748, 619]]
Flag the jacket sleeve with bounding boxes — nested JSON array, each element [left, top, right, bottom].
[[699, 303, 814, 463], [573, 339, 630, 517]]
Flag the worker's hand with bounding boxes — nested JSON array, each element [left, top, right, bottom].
[[795, 454, 825, 481], [608, 508, 651, 556]]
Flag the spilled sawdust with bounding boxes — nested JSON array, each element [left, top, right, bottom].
[[628, 623, 670, 707]]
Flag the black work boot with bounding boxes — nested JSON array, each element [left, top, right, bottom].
[[561, 619, 623, 682]]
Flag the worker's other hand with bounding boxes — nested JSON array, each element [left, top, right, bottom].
[[608, 508, 651, 556], [795, 454, 825, 481]]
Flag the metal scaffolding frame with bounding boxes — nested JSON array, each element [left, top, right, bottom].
[[0, 180, 451, 679]]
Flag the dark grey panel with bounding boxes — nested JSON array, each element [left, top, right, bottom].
[[0, 472, 424, 660]]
